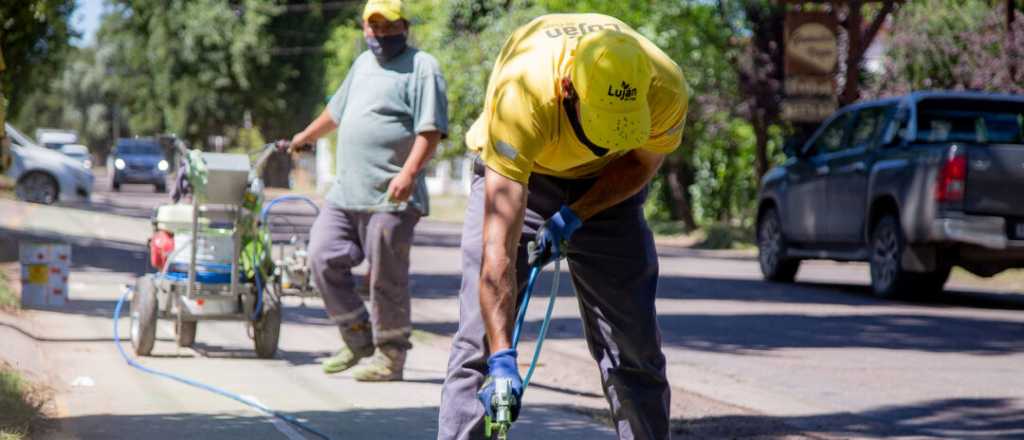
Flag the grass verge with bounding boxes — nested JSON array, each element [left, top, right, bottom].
[[0, 362, 48, 440]]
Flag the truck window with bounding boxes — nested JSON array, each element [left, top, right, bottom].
[[850, 107, 888, 150], [811, 112, 852, 155], [915, 99, 1024, 144]]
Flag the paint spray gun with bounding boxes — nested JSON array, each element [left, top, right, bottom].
[[484, 377, 516, 440]]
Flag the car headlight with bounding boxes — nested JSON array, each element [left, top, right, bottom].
[[114, 158, 126, 170], [157, 159, 169, 171], [83, 159, 92, 169]]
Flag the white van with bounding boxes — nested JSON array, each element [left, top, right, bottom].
[[35, 129, 78, 151]]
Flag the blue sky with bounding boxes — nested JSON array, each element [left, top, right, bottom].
[[71, 0, 104, 47]]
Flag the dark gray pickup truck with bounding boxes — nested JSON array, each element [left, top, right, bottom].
[[757, 91, 1024, 298]]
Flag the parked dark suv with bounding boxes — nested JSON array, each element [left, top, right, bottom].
[[757, 91, 1024, 298], [108, 138, 169, 192]]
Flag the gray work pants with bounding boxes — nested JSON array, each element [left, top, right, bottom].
[[437, 162, 670, 440], [308, 204, 420, 349]]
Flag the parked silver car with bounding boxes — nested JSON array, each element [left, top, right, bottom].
[[5, 123, 94, 204]]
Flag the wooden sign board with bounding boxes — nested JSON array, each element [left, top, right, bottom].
[[785, 11, 839, 76]]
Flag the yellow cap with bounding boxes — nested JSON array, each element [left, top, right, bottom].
[[363, 0, 404, 22], [570, 30, 652, 151]]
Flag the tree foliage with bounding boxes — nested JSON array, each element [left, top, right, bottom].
[[871, 0, 1023, 96], [0, 0, 76, 120]]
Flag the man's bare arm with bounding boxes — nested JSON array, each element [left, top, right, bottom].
[[289, 109, 339, 148], [480, 167, 528, 354], [570, 149, 665, 221], [402, 131, 442, 176], [387, 131, 441, 202]]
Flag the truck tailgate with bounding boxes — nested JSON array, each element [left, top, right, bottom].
[[965, 144, 1024, 217]]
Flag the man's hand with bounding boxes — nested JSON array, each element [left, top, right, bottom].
[[387, 170, 416, 202], [527, 205, 581, 267], [477, 349, 523, 422]]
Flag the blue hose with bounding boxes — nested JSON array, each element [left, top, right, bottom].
[[251, 195, 317, 321], [260, 195, 320, 224], [510, 259, 561, 397], [251, 195, 319, 321], [113, 289, 331, 440]]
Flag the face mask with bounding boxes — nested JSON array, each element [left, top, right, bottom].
[[366, 33, 408, 62]]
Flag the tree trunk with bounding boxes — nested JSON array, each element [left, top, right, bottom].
[[666, 162, 697, 231], [754, 113, 770, 181], [841, 0, 865, 106]]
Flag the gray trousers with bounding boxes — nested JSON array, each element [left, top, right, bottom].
[[437, 163, 670, 440], [308, 204, 420, 349]]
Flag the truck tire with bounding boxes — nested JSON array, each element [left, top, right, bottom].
[[130, 275, 159, 356], [758, 208, 800, 282], [175, 315, 197, 348], [870, 215, 915, 299]]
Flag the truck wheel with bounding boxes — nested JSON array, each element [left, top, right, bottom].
[[758, 208, 800, 282], [870, 215, 914, 299], [130, 275, 159, 356], [175, 315, 197, 348], [253, 294, 282, 359]]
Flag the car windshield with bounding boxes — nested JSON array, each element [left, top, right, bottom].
[[916, 99, 1024, 144], [5, 123, 36, 147], [118, 142, 162, 155]]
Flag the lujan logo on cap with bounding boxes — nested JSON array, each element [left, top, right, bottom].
[[607, 81, 638, 101]]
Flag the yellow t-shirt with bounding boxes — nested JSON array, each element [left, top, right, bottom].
[[466, 13, 689, 184]]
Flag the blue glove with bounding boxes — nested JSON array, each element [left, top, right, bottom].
[[527, 205, 582, 267], [477, 348, 523, 422]]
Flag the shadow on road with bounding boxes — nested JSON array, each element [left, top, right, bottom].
[[40, 397, 1024, 439], [0, 227, 150, 275], [44, 404, 615, 440], [675, 397, 1024, 439]]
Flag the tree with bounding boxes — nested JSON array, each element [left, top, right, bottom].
[[0, 0, 76, 121], [720, 0, 786, 182], [14, 46, 121, 156], [97, 0, 284, 147], [832, 0, 897, 106], [870, 0, 1023, 96]]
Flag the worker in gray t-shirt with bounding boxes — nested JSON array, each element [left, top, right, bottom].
[[284, 0, 448, 382]]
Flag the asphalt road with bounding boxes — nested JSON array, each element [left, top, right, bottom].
[[3, 171, 1023, 439]]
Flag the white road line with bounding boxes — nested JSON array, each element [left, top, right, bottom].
[[242, 394, 309, 440]]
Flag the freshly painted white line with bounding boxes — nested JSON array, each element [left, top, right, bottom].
[[242, 394, 308, 440]]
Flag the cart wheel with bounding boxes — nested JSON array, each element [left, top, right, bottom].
[[253, 295, 282, 359], [130, 275, 158, 356], [176, 314, 197, 348]]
